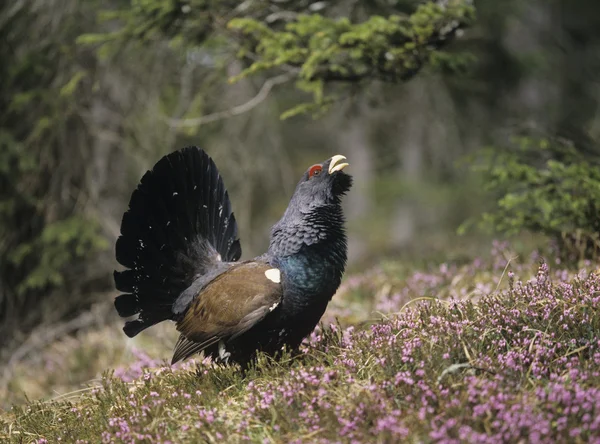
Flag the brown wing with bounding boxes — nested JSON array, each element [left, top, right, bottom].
[[172, 261, 283, 363]]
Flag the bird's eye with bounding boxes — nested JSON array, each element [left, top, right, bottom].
[[308, 165, 322, 178]]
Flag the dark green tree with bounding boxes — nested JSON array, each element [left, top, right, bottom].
[[0, 0, 110, 347]]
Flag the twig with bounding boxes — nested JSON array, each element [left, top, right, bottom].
[[0, 305, 107, 390], [166, 72, 294, 128], [437, 362, 495, 384], [494, 254, 519, 293]]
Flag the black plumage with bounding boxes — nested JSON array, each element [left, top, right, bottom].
[[114, 147, 351, 366]]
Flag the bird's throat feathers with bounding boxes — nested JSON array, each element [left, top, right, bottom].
[[268, 203, 347, 301], [268, 203, 346, 258]]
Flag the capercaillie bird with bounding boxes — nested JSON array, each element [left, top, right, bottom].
[[114, 147, 351, 366]]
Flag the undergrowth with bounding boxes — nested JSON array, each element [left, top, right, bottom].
[[2, 242, 600, 443]]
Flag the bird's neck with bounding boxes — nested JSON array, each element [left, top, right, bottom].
[[268, 205, 347, 310], [268, 203, 346, 258]]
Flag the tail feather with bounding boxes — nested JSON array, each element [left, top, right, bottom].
[[114, 147, 242, 337]]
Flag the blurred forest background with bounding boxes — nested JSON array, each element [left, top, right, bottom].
[[1, 0, 600, 375]]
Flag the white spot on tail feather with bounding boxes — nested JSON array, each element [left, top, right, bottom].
[[265, 268, 281, 284]]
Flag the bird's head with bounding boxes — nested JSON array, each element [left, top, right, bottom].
[[287, 154, 352, 213], [268, 154, 352, 256]]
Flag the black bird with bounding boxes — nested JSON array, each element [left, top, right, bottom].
[[114, 147, 351, 366]]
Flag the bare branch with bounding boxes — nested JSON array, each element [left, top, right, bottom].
[[0, 303, 110, 390], [166, 72, 294, 128]]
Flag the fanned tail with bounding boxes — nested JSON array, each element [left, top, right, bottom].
[[113, 147, 241, 337]]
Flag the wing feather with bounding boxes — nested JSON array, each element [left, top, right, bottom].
[[172, 261, 282, 363], [172, 335, 220, 364]]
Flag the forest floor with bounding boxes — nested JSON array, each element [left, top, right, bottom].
[[1, 241, 600, 443]]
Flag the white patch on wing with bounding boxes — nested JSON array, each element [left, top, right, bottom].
[[264, 268, 281, 284], [269, 301, 279, 312]]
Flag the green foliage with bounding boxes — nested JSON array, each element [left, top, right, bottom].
[[81, 0, 475, 119], [9, 217, 108, 294], [229, 1, 475, 117], [464, 137, 600, 259], [77, 0, 244, 51], [1, 133, 107, 296]]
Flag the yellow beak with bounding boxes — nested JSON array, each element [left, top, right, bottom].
[[328, 155, 349, 174]]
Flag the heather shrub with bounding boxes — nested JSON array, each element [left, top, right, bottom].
[[3, 249, 600, 443], [464, 136, 600, 261]]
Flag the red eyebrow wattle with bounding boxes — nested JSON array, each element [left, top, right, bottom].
[[309, 165, 322, 177]]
